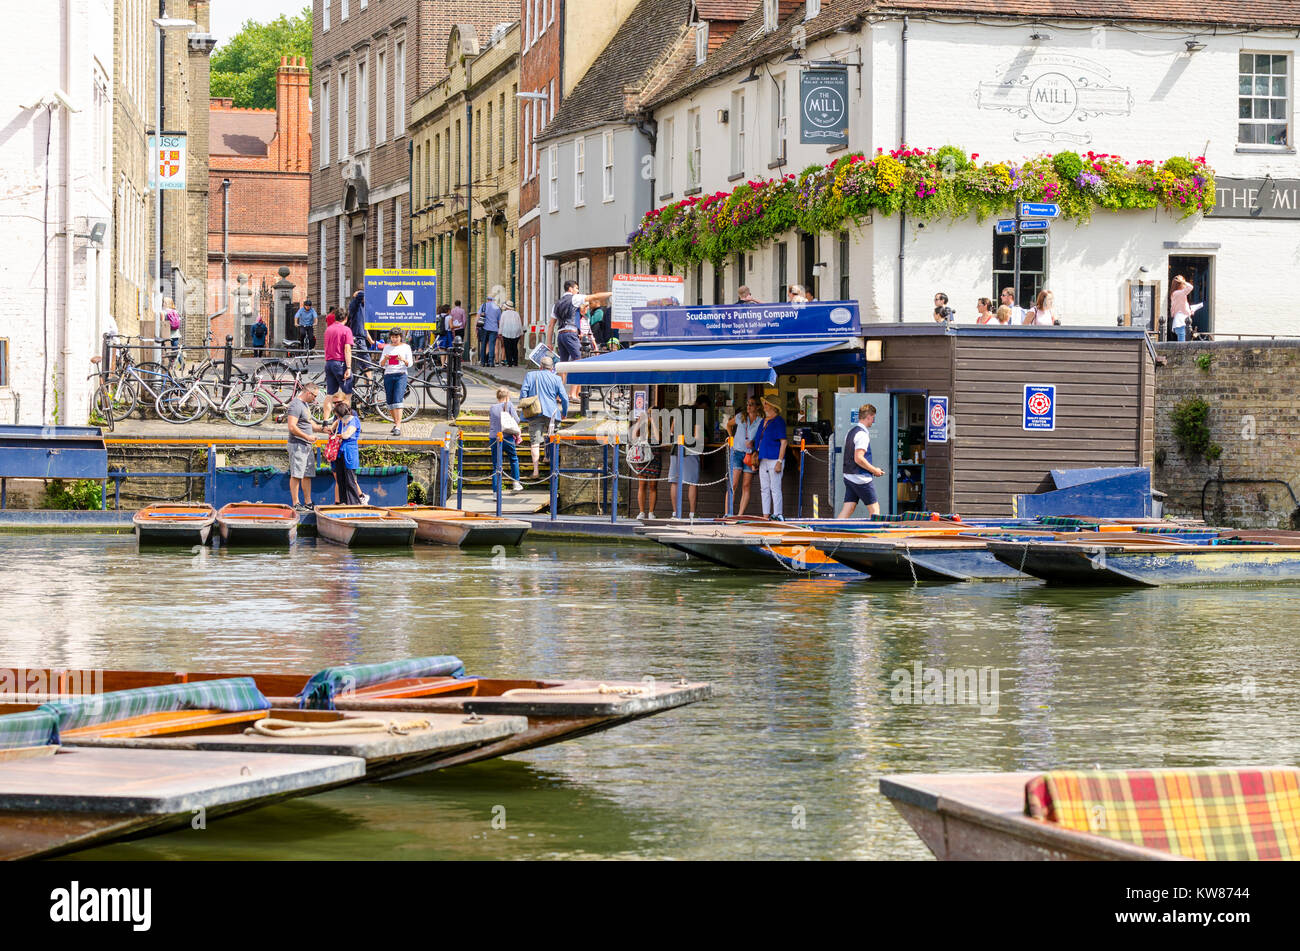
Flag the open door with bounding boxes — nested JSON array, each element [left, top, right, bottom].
[[832, 392, 892, 516]]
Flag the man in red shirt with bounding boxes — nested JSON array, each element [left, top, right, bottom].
[[323, 310, 354, 397]]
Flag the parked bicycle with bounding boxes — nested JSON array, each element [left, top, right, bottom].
[[154, 374, 270, 426]]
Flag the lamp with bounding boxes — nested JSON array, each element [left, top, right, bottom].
[[717, 108, 729, 124], [739, 66, 759, 84], [1185, 38, 1206, 53], [1029, 31, 1052, 41], [784, 50, 803, 62]]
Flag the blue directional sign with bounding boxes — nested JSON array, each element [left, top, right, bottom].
[[996, 219, 1016, 235], [1019, 218, 1050, 232], [1018, 201, 1061, 219], [926, 396, 949, 443], [1023, 384, 1057, 432], [364, 268, 439, 332]]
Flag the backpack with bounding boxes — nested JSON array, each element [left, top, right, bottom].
[[552, 293, 576, 331], [165, 310, 181, 331]]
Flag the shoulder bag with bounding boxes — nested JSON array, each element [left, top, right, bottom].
[[743, 420, 764, 469]]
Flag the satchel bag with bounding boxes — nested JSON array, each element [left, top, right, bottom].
[[324, 433, 342, 463], [517, 394, 543, 419], [743, 420, 764, 469]]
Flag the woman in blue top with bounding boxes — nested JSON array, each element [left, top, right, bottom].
[[328, 397, 363, 505], [756, 397, 789, 520]]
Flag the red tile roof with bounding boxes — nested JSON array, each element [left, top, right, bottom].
[[210, 109, 277, 158], [695, 0, 761, 20]]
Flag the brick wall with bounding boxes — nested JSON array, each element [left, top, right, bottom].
[[1154, 341, 1300, 527]]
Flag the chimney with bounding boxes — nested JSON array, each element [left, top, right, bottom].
[[275, 55, 310, 172]]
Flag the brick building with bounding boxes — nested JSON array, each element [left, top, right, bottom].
[[308, 0, 516, 321], [208, 57, 312, 348]]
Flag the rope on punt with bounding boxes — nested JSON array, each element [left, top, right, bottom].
[[501, 684, 652, 697], [244, 717, 432, 737]]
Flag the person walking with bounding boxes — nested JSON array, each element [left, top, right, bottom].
[[1025, 289, 1060, 325], [323, 308, 354, 400], [286, 381, 324, 510], [250, 313, 269, 356], [632, 391, 663, 519], [348, 290, 374, 349], [295, 299, 318, 350], [488, 388, 524, 492], [727, 395, 762, 516], [499, 300, 524, 366], [448, 300, 467, 350], [1170, 275, 1194, 341], [518, 355, 569, 481], [933, 292, 955, 321], [163, 298, 182, 357], [757, 396, 789, 520], [838, 403, 886, 517], [480, 294, 501, 367], [379, 328, 413, 436], [328, 396, 363, 505]]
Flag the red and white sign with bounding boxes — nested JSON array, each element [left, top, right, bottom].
[[611, 273, 685, 331]]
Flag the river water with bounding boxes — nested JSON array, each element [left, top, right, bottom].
[[1, 532, 1298, 860]]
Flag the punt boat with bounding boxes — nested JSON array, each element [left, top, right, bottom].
[[647, 526, 868, 577], [216, 502, 298, 546], [985, 530, 1300, 586], [132, 503, 216, 547], [0, 677, 526, 783], [11, 657, 713, 779], [315, 505, 417, 547], [882, 767, 1300, 860], [390, 505, 531, 547]]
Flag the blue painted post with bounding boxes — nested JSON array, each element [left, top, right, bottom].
[[438, 442, 449, 506], [549, 435, 559, 521], [114, 476, 121, 510], [494, 433, 503, 518], [456, 432, 464, 509], [205, 444, 217, 506], [725, 436, 734, 517], [797, 436, 806, 520], [674, 436, 684, 519], [610, 434, 619, 524], [1, 479, 5, 510]]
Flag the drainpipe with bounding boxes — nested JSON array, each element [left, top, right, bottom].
[[896, 16, 908, 323], [208, 179, 231, 335], [631, 116, 657, 217], [60, 0, 75, 422]]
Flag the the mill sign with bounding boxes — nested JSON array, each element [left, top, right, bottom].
[[975, 53, 1132, 144]]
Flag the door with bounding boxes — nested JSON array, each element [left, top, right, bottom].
[[351, 233, 366, 300], [800, 231, 817, 298], [1167, 255, 1212, 339], [832, 392, 892, 515]]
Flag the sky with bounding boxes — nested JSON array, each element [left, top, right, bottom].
[[210, 0, 309, 51]]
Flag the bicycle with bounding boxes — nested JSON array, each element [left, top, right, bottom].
[[88, 356, 114, 432], [349, 353, 423, 424], [154, 374, 270, 426], [96, 336, 181, 419], [409, 348, 466, 410]]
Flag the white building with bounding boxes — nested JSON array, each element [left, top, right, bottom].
[[643, 0, 1300, 336], [0, 0, 115, 425]]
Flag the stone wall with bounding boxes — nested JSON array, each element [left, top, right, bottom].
[[1154, 341, 1300, 528]]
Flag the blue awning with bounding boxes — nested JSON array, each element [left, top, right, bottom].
[[555, 340, 857, 385]]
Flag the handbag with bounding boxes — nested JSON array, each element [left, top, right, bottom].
[[743, 420, 764, 469], [501, 409, 522, 436], [517, 394, 542, 418], [324, 433, 342, 463]]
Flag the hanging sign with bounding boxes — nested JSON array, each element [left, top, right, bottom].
[[151, 134, 187, 191], [926, 396, 949, 443], [800, 67, 849, 145], [611, 274, 685, 332], [1023, 384, 1057, 431], [630, 300, 860, 341]]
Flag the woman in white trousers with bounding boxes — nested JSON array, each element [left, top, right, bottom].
[[757, 398, 789, 520]]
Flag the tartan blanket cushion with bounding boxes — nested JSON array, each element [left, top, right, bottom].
[[1025, 768, 1300, 860], [38, 678, 270, 742], [297, 656, 467, 709], [0, 709, 60, 749]]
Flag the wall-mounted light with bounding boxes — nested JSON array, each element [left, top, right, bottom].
[[1029, 32, 1052, 41], [77, 219, 108, 245], [717, 108, 729, 124], [811, 261, 827, 277], [1185, 39, 1206, 53], [1000, 244, 1010, 264], [784, 51, 803, 62]]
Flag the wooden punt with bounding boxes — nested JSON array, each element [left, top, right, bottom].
[[880, 773, 1187, 860], [216, 502, 298, 547], [314, 505, 416, 547], [0, 746, 363, 860], [132, 503, 216, 547], [389, 505, 531, 547], [11, 662, 713, 780]]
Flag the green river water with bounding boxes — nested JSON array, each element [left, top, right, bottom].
[[1, 533, 1298, 861]]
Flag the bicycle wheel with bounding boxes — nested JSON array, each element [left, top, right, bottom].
[[224, 387, 272, 427], [99, 374, 139, 418], [155, 384, 204, 424], [91, 381, 117, 431], [607, 385, 632, 419], [380, 381, 424, 423], [255, 360, 301, 404]]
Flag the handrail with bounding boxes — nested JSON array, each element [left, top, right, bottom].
[[105, 437, 447, 447]]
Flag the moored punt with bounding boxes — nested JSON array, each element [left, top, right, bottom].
[[881, 767, 1300, 860], [822, 534, 1044, 582], [132, 503, 216, 547], [391, 505, 530, 548], [314, 505, 417, 548], [216, 502, 298, 547], [12, 657, 713, 779]]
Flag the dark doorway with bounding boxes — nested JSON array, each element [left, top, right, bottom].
[[1167, 255, 1212, 339], [799, 231, 817, 297], [350, 233, 366, 298]]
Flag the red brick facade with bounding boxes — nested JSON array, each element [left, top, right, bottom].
[[208, 58, 312, 347]]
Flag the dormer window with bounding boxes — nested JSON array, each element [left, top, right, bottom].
[[763, 0, 778, 33], [696, 22, 709, 65], [805, 0, 820, 19]]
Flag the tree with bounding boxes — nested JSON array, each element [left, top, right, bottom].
[[211, 8, 311, 110]]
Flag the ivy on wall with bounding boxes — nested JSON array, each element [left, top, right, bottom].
[[629, 146, 1216, 269]]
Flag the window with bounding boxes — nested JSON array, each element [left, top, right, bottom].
[[730, 91, 745, 175], [838, 231, 849, 299], [93, 68, 110, 187], [0, 338, 8, 388], [602, 130, 614, 202], [341, 0, 348, 20], [320, 80, 330, 166], [694, 262, 704, 305], [992, 227, 1046, 306], [338, 216, 347, 301], [395, 40, 406, 134], [523, 101, 532, 179], [485, 102, 493, 177], [696, 23, 709, 65], [511, 85, 518, 162], [776, 241, 788, 299], [356, 60, 368, 150], [444, 131, 451, 192], [414, 144, 422, 204], [771, 75, 787, 163], [763, 0, 779, 32], [338, 69, 349, 159], [376, 50, 387, 142], [499, 92, 507, 168], [661, 117, 674, 193], [687, 108, 701, 188], [323, 0, 330, 32], [735, 251, 746, 292], [395, 198, 402, 267], [377, 204, 384, 268], [433, 133, 440, 198], [548, 145, 559, 211], [423, 142, 430, 201], [805, 0, 820, 18], [475, 109, 482, 180], [454, 119, 461, 186], [574, 137, 586, 205], [1239, 52, 1290, 147]]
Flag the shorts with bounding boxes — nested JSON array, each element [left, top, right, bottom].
[[528, 415, 556, 444], [730, 449, 755, 474], [843, 479, 878, 507], [325, 360, 354, 395], [667, 451, 700, 486], [383, 372, 407, 408], [555, 330, 581, 363], [288, 441, 314, 479]]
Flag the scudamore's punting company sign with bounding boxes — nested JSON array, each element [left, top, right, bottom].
[[630, 301, 861, 341]]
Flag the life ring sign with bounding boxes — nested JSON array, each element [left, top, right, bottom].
[[1023, 384, 1057, 431], [926, 396, 949, 443]]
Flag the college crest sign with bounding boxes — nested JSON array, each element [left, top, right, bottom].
[[150, 134, 187, 191]]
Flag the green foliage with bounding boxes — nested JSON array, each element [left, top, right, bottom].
[[211, 8, 312, 109], [1051, 151, 1084, 181], [1170, 397, 1222, 463], [407, 481, 429, 505], [1195, 353, 1213, 372], [41, 479, 104, 511]]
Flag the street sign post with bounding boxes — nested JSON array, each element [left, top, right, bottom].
[[1018, 202, 1061, 218], [1019, 218, 1049, 232], [1012, 203, 1058, 308], [995, 219, 1016, 235], [1019, 234, 1048, 248]]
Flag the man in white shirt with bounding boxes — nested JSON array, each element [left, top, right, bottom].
[[839, 403, 887, 517], [999, 287, 1026, 324]]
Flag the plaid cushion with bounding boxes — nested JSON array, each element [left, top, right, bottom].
[[1025, 768, 1300, 860], [297, 656, 467, 710], [38, 678, 270, 742], [1037, 516, 1101, 529], [0, 709, 60, 749]]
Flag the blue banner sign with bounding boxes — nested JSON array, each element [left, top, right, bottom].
[[364, 269, 439, 331], [1023, 384, 1057, 431], [995, 219, 1016, 235], [1019, 218, 1050, 232], [630, 300, 861, 341], [926, 396, 949, 443], [1018, 201, 1061, 219]]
